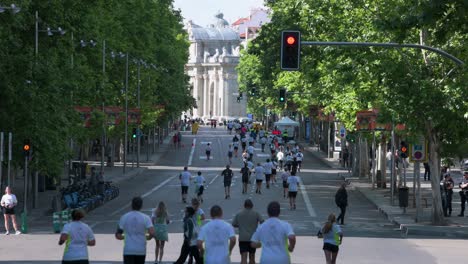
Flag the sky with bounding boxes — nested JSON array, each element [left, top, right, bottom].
[[173, 0, 265, 27]]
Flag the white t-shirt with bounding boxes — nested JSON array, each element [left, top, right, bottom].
[[180, 171, 191, 186], [263, 162, 273, 174], [260, 137, 267, 144], [251, 217, 295, 264], [195, 175, 205, 187], [61, 221, 95, 261], [281, 172, 290, 182], [255, 166, 265, 180], [247, 145, 255, 154], [287, 176, 299, 192], [118, 211, 153, 255], [277, 152, 284, 161], [247, 161, 255, 170], [1, 194, 17, 207], [198, 219, 235, 264], [322, 224, 342, 246], [295, 152, 303, 161], [194, 207, 205, 227]]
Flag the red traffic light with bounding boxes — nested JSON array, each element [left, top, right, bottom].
[[401, 146, 407, 153], [23, 144, 30, 151], [286, 36, 296, 45]]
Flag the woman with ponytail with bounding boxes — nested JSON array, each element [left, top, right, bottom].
[[318, 213, 343, 264]]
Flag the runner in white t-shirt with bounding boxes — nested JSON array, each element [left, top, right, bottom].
[[287, 173, 300, 210], [251, 201, 296, 264], [295, 150, 304, 172], [197, 205, 236, 264], [263, 159, 273, 189], [254, 164, 265, 194], [194, 171, 206, 202], [115, 197, 155, 264], [180, 167, 192, 203], [59, 209, 95, 263]]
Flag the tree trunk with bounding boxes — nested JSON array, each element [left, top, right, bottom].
[[427, 122, 446, 225]]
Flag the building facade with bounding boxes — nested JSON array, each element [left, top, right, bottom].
[[186, 13, 246, 120]]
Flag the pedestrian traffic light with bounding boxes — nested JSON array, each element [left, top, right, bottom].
[[132, 128, 137, 139], [279, 89, 286, 103], [281, 30, 301, 70], [251, 88, 256, 96], [23, 139, 31, 157], [400, 141, 408, 158]]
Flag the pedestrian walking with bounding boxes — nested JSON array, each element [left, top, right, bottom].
[[423, 162, 431, 181], [174, 206, 202, 264], [197, 205, 236, 264], [271, 159, 278, 184], [287, 172, 300, 210], [195, 171, 206, 203], [254, 163, 265, 194], [227, 144, 234, 164], [260, 136, 267, 152], [233, 136, 240, 157], [177, 131, 182, 148], [151, 201, 170, 264], [335, 183, 348, 225], [317, 213, 343, 264], [247, 143, 255, 162], [180, 166, 192, 203], [59, 209, 95, 264], [263, 159, 273, 189], [192, 198, 206, 228], [281, 168, 291, 198], [251, 201, 296, 264], [205, 143, 212, 160], [172, 133, 178, 149], [440, 173, 454, 217], [115, 197, 155, 264], [291, 157, 299, 176], [458, 171, 468, 216], [240, 163, 251, 194], [241, 136, 248, 152], [232, 199, 264, 264], [1, 186, 21, 235], [221, 165, 234, 199]]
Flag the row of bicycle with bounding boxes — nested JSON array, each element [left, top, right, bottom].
[[60, 179, 119, 212]]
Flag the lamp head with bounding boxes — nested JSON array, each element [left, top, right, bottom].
[[11, 4, 20, 14], [47, 27, 53, 36], [58, 27, 66, 35]]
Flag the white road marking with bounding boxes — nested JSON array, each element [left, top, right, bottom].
[[208, 174, 220, 185], [200, 141, 212, 145], [188, 138, 196, 166], [256, 153, 270, 157], [108, 175, 177, 217], [200, 156, 214, 160], [299, 177, 317, 217]]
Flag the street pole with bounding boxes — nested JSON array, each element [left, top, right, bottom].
[[372, 131, 376, 189], [391, 124, 396, 205], [101, 40, 106, 174], [22, 155, 28, 233], [35, 11, 38, 56], [0, 132, 3, 191], [123, 53, 129, 174], [7, 132, 12, 186], [415, 161, 423, 222], [136, 61, 141, 168]]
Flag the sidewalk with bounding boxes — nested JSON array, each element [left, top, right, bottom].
[[300, 141, 468, 238], [22, 136, 172, 228]]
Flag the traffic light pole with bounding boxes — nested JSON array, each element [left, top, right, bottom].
[[300, 41, 464, 66]]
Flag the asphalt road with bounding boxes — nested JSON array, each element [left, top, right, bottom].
[[0, 126, 465, 263]]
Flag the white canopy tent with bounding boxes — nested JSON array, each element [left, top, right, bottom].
[[274, 117, 299, 139]]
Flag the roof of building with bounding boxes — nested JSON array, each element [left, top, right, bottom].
[[190, 27, 240, 41]]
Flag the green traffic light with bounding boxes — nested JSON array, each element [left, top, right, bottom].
[[132, 134, 136, 138], [280, 97, 285, 102]]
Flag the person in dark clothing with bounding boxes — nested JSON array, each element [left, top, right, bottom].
[[440, 174, 454, 217], [458, 172, 468, 216], [335, 183, 348, 225], [221, 165, 234, 199], [174, 206, 202, 264], [291, 158, 299, 176], [423, 162, 431, 181]]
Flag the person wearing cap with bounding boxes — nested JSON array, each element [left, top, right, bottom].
[[440, 173, 454, 217], [458, 172, 468, 216]]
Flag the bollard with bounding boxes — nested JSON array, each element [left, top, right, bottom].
[[53, 212, 61, 233], [21, 212, 28, 234], [61, 210, 69, 229]]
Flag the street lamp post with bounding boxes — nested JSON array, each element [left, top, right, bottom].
[[0, 3, 20, 14], [35, 11, 66, 56]]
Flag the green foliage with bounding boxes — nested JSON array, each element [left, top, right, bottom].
[[0, 0, 191, 174]]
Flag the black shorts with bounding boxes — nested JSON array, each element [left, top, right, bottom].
[[288, 191, 297, 198], [198, 185, 204, 196], [224, 181, 232, 187], [234, 146, 239, 150], [297, 161, 302, 166], [272, 169, 277, 175], [323, 243, 339, 253], [239, 241, 256, 254], [123, 255, 146, 264], [242, 175, 249, 183], [228, 152, 233, 158], [206, 151, 211, 156], [256, 179, 263, 183], [181, 186, 188, 194], [265, 174, 271, 181], [62, 260, 89, 264], [2, 206, 15, 215], [283, 181, 289, 188]]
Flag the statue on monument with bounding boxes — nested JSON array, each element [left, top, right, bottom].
[[215, 12, 229, 28]]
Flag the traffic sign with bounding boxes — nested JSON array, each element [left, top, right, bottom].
[[409, 138, 427, 163], [339, 126, 346, 138]]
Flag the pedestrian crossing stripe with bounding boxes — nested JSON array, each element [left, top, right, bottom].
[[200, 156, 214, 160], [256, 153, 270, 157], [200, 141, 212, 145]]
